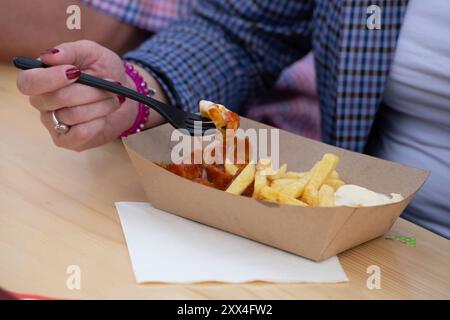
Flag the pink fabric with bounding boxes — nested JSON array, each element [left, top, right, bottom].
[[246, 52, 320, 140], [81, 0, 195, 32]]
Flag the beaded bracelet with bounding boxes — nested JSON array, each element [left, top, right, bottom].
[[120, 61, 156, 137]]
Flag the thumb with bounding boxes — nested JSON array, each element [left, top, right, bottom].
[[40, 40, 105, 70]]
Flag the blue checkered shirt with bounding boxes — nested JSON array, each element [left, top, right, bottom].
[[124, 0, 409, 152]]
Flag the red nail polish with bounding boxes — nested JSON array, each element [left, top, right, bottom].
[[65, 67, 80, 80], [117, 95, 126, 104], [42, 48, 60, 55], [114, 81, 126, 104]]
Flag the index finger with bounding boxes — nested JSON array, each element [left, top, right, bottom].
[[16, 64, 80, 96]]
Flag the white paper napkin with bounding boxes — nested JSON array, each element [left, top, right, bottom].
[[115, 202, 348, 284]]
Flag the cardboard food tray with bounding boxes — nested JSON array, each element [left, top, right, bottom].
[[123, 117, 428, 261]]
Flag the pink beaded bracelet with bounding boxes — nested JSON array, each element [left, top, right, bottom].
[[120, 61, 156, 137]]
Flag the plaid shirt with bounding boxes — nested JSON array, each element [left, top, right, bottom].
[[82, 0, 322, 140], [96, 0, 409, 152]]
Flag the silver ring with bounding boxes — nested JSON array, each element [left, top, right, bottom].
[[52, 111, 70, 134]]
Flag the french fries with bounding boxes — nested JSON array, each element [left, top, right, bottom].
[[260, 186, 308, 206], [324, 178, 345, 191], [225, 163, 256, 195], [278, 178, 308, 199], [174, 145, 345, 207], [271, 178, 297, 191], [282, 171, 306, 179], [329, 170, 340, 180], [319, 184, 335, 207], [303, 154, 340, 206], [254, 153, 341, 207], [253, 171, 268, 199], [252, 158, 272, 199], [267, 164, 288, 180], [224, 162, 239, 175]]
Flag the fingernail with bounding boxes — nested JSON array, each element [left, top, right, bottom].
[[65, 67, 80, 80], [117, 95, 126, 104], [41, 48, 60, 55], [114, 81, 126, 104]]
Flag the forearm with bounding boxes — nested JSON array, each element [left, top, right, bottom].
[[0, 0, 148, 61]]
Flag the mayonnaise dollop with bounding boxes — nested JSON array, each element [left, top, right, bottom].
[[335, 185, 403, 207]]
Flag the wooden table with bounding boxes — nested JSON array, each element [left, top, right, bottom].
[[1, 64, 449, 299]]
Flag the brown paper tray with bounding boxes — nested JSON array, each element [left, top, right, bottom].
[[123, 118, 428, 261]]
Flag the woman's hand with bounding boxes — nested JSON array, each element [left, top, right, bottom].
[[16, 40, 166, 151]]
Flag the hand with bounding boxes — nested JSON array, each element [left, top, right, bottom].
[[16, 40, 166, 151]]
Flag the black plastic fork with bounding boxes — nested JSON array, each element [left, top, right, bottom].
[[13, 56, 216, 135]]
